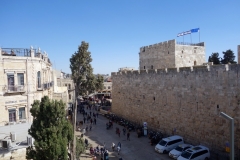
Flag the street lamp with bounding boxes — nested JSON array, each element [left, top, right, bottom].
[[219, 111, 234, 160]]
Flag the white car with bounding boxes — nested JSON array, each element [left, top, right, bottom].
[[169, 144, 193, 159], [155, 135, 184, 154], [177, 145, 210, 160]]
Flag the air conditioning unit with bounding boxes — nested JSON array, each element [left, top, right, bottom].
[[9, 122, 15, 125], [27, 136, 34, 146], [1, 139, 11, 149], [11, 132, 16, 142]]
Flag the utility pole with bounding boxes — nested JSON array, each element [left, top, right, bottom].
[[72, 83, 77, 160]]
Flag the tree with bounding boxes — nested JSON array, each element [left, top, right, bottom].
[[76, 137, 85, 159], [95, 74, 104, 92], [208, 52, 221, 64], [221, 49, 237, 64], [26, 96, 73, 160], [70, 41, 96, 96]]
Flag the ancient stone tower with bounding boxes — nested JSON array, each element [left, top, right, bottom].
[[139, 39, 206, 70]]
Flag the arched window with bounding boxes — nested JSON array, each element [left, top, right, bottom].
[[37, 71, 41, 88]]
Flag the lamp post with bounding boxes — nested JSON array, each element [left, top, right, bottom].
[[219, 112, 234, 160]]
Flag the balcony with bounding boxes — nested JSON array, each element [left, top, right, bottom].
[[1, 48, 35, 57], [43, 81, 54, 90], [3, 85, 26, 93]]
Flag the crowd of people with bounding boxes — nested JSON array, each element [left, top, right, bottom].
[[77, 102, 126, 160]]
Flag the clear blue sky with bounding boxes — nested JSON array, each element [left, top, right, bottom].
[[1, 1, 239, 75]]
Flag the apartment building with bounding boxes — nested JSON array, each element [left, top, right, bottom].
[[0, 47, 55, 126]]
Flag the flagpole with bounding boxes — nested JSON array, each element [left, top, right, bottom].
[[199, 28, 200, 43], [190, 33, 192, 44]]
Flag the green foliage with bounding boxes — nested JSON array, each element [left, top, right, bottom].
[[208, 52, 221, 64], [76, 137, 85, 159], [70, 41, 103, 96], [221, 49, 237, 64], [95, 74, 104, 92], [26, 96, 73, 160], [70, 41, 95, 95]]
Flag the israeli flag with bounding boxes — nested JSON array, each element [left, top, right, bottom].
[[191, 28, 200, 33]]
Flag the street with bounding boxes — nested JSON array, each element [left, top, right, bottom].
[[76, 107, 172, 160]]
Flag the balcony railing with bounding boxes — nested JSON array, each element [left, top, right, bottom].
[[1, 48, 36, 57], [176, 42, 204, 46], [43, 81, 54, 90], [3, 85, 26, 93]]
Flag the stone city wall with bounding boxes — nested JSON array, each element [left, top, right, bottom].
[[111, 64, 240, 152]]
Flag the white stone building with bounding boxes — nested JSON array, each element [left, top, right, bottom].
[[0, 47, 69, 126]]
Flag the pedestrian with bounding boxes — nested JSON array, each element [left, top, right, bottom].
[[90, 111, 92, 116], [83, 117, 86, 123], [118, 129, 121, 137], [96, 112, 99, 118], [123, 128, 126, 136], [94, 118, 96, 125], [111, 142, 115, 151], [86, 125, 88, 132], [90, 118, 93, 125], [127, 132, 130, 141], [117, 142, 121, 155], [85, 138, 88, 147], [90, 124, 92, 131]]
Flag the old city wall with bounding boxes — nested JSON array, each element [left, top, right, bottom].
[[111, 64, 240, 152], [139, 40, 176, 70]]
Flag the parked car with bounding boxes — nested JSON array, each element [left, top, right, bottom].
[[177, 145, 210, 160], [155, 135, 184, 154], [169, 144, 193, 159]]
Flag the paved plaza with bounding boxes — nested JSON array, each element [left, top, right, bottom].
[[76, 107, 172, 160]]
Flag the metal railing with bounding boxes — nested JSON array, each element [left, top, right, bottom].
[[3, 85, 26, 93], [176, 42, 204, 46], [1, 48, 35, 57], [43, 81, 54, 90]]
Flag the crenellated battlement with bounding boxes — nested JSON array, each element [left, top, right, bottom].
[[112, 64, 236, 76], [140, 39, 175, 52]]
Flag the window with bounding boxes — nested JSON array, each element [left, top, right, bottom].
[[37, 71, 41, 88], [151, 65, 153, 69], [69, 94, 71, 100], [108, 86, 111, 89], [19, 107, 26, 119], [68, 84, 71, 90], [144, 66, 145, 69], [194, 61, 197, 65], [17, 73, 24, 85], [7, 73, 14, 91], [9, 109, 16, 122]]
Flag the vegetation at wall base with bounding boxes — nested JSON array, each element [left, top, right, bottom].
[[76, 137, 86, 159], [26, 96, 73, 160]]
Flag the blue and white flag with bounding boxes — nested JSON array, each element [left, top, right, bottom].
[[191, 28, 200, 33], [177, 30, 191, 37]]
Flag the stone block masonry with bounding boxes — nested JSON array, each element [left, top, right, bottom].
[[111, 64, 240, 153], [139, 39, 205, 70]]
